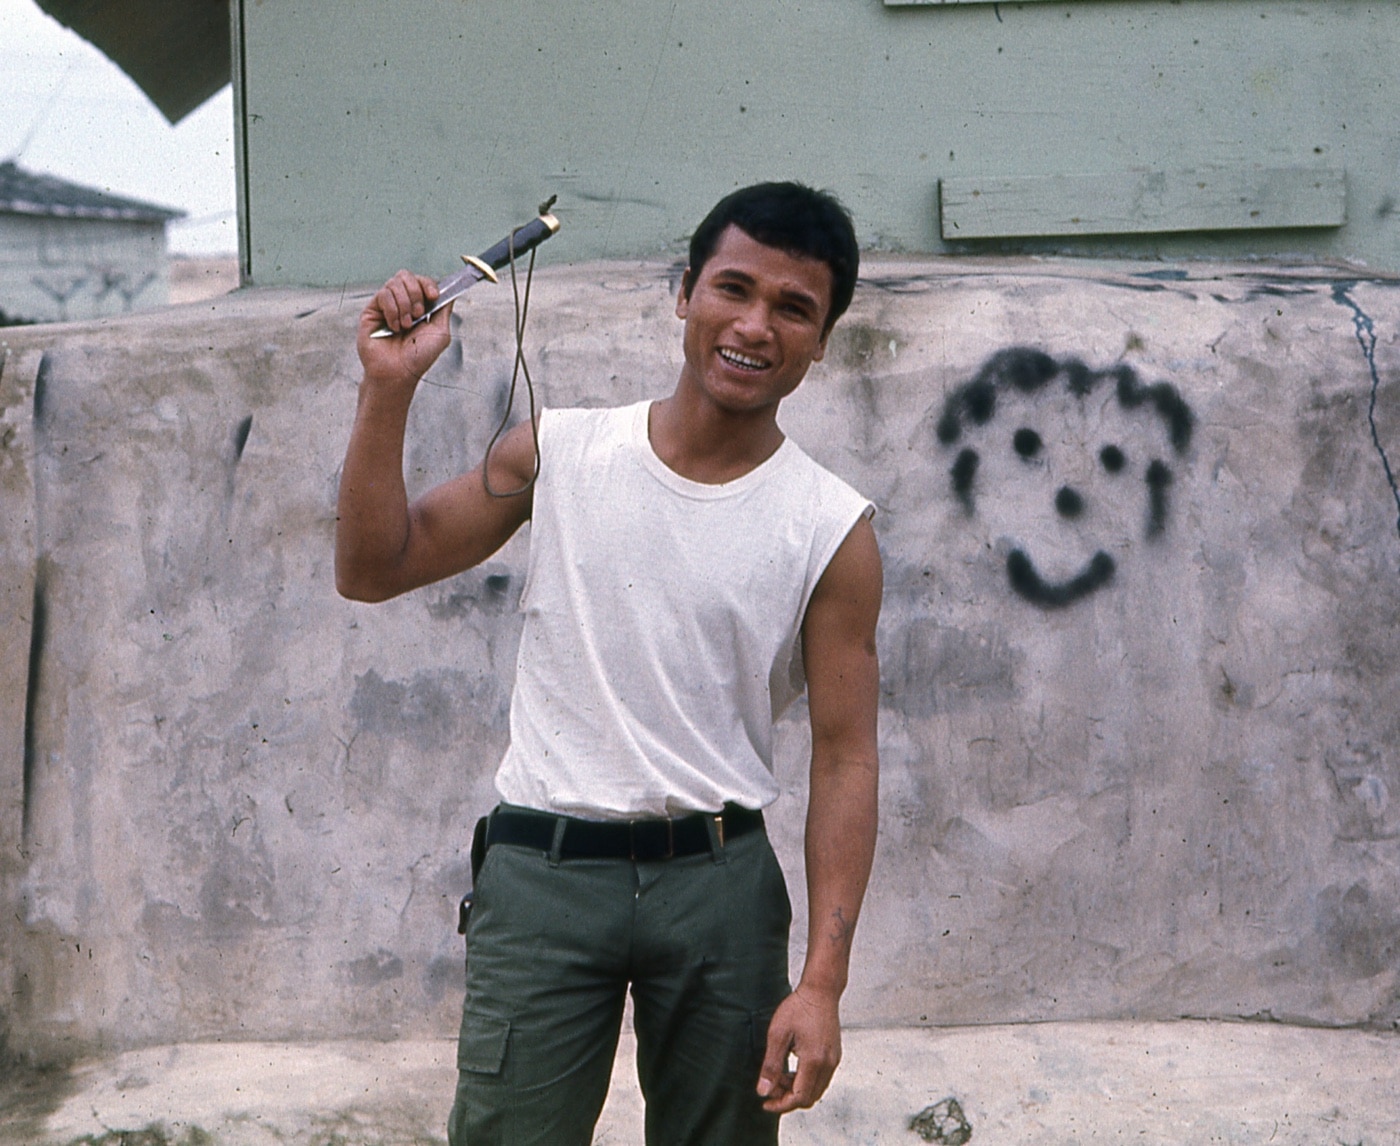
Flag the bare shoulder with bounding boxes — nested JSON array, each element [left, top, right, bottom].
[[803, 514, 880, 746], [372, 417, 539, 594], [807, 515, 883, 636]]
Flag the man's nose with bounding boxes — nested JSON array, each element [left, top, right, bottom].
[[733, 301, 772, 340]]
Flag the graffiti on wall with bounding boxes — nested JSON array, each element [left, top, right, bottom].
[[29, 265, 159, 322], [937, 347, 1194, 607]]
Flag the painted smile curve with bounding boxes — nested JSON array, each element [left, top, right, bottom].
[[1006, 548, 1116, 608]]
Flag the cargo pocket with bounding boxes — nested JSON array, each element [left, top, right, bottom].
[[747, 1005, 779, 1074], [457, 1010, 510, 1076]]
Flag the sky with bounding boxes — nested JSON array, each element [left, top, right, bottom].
[[0, 0, 236, 255]]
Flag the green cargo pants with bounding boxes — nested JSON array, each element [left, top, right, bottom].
[[447, 819, 792, 1145]]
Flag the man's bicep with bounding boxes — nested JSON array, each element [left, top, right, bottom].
[[402, 420, 538, 588], [802, 516, 882, 746]]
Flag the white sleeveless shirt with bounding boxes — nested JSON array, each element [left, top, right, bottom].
[[493, 401, 872, 820]]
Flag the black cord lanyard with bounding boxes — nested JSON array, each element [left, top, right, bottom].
[[481, 199, 553, 498]]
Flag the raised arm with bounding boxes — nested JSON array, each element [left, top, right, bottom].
[[758, 513, 881, 1115], [335, 271, 537, 602]]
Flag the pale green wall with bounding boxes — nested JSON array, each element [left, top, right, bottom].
[[234, 0, 1400, 285]]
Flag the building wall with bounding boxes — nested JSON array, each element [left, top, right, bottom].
[[0, 215, 170, 325], [234, 0, 1400, 285], [2, 261, 1399, 1059]]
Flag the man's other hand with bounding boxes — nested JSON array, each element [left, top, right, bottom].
[[356, 270, 453, 387], [755, 983, 842, 1114]]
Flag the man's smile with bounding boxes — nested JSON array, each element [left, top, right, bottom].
[[718, 347, 771, 371]]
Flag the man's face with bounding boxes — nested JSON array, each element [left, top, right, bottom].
[[675, 225, 834, 417]]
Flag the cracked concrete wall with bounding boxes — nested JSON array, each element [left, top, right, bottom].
[[0, 337, 39, 1060], [1, 259, 1398, 1060]]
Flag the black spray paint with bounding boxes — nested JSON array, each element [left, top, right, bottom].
[[1006, 548, 1115, 609], [233, 414, 253, 461], [951, 448, 979, 513], [938, 347, 1195, 607]]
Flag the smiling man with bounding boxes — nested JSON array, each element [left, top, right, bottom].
[[335, 182, 881, 1145]]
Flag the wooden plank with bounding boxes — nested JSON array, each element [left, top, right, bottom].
[[939, 168, 1346, 240]]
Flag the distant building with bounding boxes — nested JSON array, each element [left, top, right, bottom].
[[0, 160, 183, 325]]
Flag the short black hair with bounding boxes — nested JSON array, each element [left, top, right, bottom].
[[685, 182, 859, 336]]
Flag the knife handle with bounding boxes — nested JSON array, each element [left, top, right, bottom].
[[477, 212, 561, 272], [368, 209, 562, 338]]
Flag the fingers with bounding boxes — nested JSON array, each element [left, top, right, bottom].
[[759, 1054, 836, 1114], [356, 271, 455, 383], [756, 1022, 794, 1106], [756, 989, 842, 1114], [763, 1050, 837, 1114], [759, 1069, 797, 1111], [371, 270, 440, 335]]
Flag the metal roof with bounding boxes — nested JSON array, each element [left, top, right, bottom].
[[0, 161, 184, 223], [37, 0, 231, 125]]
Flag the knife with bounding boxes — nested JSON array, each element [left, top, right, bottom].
[[370, 202, 560, 338]]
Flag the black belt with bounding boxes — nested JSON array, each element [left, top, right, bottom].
[[484, 803, 764, 862]]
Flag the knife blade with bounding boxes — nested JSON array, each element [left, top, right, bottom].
[[369, 209, 561, 338]]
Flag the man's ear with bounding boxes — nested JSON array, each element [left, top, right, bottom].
[[675, 267, 694, 319]]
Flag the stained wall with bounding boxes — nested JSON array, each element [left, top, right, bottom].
[[233, 0, 1400, 283], [2, 257, 1399, 1060]]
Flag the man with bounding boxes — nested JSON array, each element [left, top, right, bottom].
[[336, 182, 881, 1145]]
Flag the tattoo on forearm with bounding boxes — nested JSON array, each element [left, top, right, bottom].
[[829, 906, 854, 947]]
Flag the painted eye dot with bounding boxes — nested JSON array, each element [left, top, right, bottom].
[[1100, 444, 1126, 473], [1055, 486, 1085, 518], [1013, 428, 1043, 458]]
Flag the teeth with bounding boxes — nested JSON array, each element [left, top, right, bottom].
[[719, 348, 768, 370]]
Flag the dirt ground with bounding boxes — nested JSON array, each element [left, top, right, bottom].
[[3, 1020, 1397, 1145]]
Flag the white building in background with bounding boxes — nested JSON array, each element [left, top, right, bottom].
[[0, 160, 182, 325]]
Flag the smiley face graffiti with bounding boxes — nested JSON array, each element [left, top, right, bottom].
[[937, 347, 1194, 608]]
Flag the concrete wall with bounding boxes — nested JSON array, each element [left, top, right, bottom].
[[0, 215, 170, 325], [2, 257, 1399, 1062], [234, 0, 1400, 284]]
